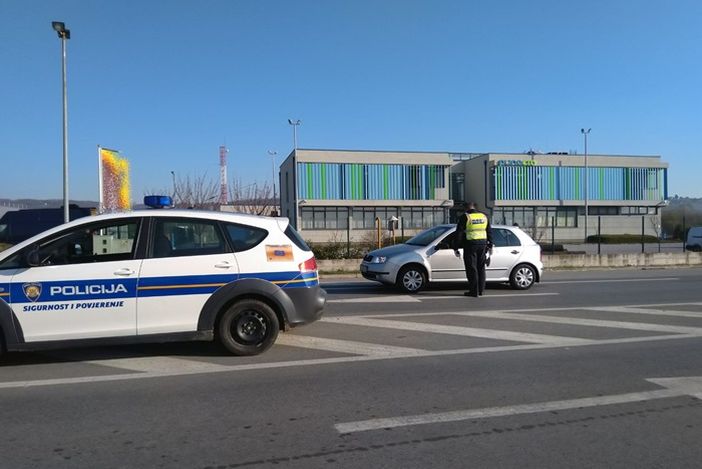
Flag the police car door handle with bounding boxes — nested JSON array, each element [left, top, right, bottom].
[[215, 261, 233, 269], [114, 268, 136, 276]]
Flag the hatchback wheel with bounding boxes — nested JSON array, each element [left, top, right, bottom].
[[510, 264, 536, 290], [218, 299, 279, 355], [397, 265, 427, 293]]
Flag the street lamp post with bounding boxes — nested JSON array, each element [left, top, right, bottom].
[[267, 150, 278, 213], [170, 171, 177, 206], [288, 119, 301, 150], [581, 128, 591, 241], [52, 21, 71, 223]]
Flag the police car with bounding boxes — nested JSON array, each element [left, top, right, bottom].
[[0, 197, 326, 356]]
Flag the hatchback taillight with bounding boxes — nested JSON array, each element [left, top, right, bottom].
[[299, 257, 318, 273]]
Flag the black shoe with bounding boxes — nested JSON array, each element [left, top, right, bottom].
[[464, 291, 478, 297]]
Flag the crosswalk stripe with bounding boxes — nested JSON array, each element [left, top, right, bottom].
[[328, 292, 559, 303], [85, 356, 228, 373], [450, 311, 702, 334], [329, 296, 421, 304], [586, 306, 702, 319], [321, 317, 593, 345], [276, 334, 425, 356], [1, 333, 699, 390]]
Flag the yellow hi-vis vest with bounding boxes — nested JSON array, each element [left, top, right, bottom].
[[466, 212, 488, 241]]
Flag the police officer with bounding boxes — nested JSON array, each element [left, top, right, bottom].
[[454, 202, 492, 297]]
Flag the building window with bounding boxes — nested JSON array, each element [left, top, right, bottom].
[[297, 206, 447, 231], [494, 207, 578, 228], [588, 206, 619, 216], [300, 207, 349, 230]]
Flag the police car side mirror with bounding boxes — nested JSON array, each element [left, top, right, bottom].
[[26, 249, 41, 267], [436, 241, 450, 250]]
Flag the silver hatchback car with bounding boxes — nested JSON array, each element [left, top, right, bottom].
[[360, 224, 543, 293]]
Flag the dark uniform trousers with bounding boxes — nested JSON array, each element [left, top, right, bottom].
[[463, 242, 487, 296]]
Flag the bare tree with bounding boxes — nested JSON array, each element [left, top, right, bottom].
[[227, 180, 275, 216], [174, 173, 220, 210]]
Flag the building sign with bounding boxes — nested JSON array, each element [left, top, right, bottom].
[[496, 160, 536, 166]]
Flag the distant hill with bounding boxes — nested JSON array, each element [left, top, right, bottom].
[[0, 198, 98, 210]]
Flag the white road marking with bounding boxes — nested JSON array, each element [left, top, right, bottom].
[[85, 356, 228, 373], [334, 375, 702, 433], [328, 292, 559, 303], [0, 333, 699, 390], [1, 302, 701, 390], [362, 302, 702, 320], [415, 293, 559, 300], [276, 334, 425, 356], [329, 296, 421, 304], [321, 317, 593, 345], [544, 277, 678, 284], [451, 311, 702, 334], [586, 306, 702, 319]]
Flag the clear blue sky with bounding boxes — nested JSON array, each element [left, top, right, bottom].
[[2, 0, 701, 200]]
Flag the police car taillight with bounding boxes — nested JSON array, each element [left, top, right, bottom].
[[144, 195, 173, 209], [299, 257, 318, 273]]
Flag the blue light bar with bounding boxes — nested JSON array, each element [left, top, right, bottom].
[[144, 195, 173, 209]]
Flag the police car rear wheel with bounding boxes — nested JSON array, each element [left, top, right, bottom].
[[218, 299, 279, 356]]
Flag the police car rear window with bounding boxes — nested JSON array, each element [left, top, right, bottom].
[[285, 225, 310, 252], [225, 223, 268, 252], [152, 219, 226, 258]]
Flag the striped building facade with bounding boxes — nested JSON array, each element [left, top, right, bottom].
[[453, 153, 668, 242], [279, 149, 669, 243], [280, 150, 454, 243]]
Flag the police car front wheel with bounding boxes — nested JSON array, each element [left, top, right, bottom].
[[218, 299, 280, 356]]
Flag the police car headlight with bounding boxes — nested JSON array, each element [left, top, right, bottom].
[[371, 256, 387, 264]]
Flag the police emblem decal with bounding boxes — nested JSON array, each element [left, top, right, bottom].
[[23, 283, 42, 302]]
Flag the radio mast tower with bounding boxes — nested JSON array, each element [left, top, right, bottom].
[[219, 145, 228, 205]]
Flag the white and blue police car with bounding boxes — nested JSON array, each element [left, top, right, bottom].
[[0, 197, 326, 356]]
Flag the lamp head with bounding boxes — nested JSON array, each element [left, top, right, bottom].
[[51, 21, 70, 39]]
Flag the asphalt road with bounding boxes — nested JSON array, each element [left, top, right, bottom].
[[2, 267, 702, 468]]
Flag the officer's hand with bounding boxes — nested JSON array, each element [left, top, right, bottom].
[[454, 250, 461, 258]]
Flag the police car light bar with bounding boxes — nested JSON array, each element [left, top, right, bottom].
[[144, 195, 173, 209]]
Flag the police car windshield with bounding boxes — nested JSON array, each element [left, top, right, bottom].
[[406, 226, 451, 246]]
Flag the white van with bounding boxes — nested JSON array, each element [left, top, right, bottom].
[[687, 226, 702, 252]]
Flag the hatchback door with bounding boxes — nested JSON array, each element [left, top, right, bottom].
[[486, 228, 524, 281], [9, 218, 142, 342], [428, 231, 465, 281], [137, 217, 239, 335]]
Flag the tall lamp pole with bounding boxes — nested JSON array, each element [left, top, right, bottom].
[[288, 119, 301, 150], [581, 128, 591, 241], [170, 171, 177, 206], [267, 150, 278, 212], [52, 21, 71, 223]]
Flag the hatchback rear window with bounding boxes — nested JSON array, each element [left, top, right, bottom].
[[285, 225, 310, 252], [225, 223, 268, 252]]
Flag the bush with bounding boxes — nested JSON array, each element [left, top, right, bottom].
[[539, 243, 564, 252], [585, 234, 659, 244]]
